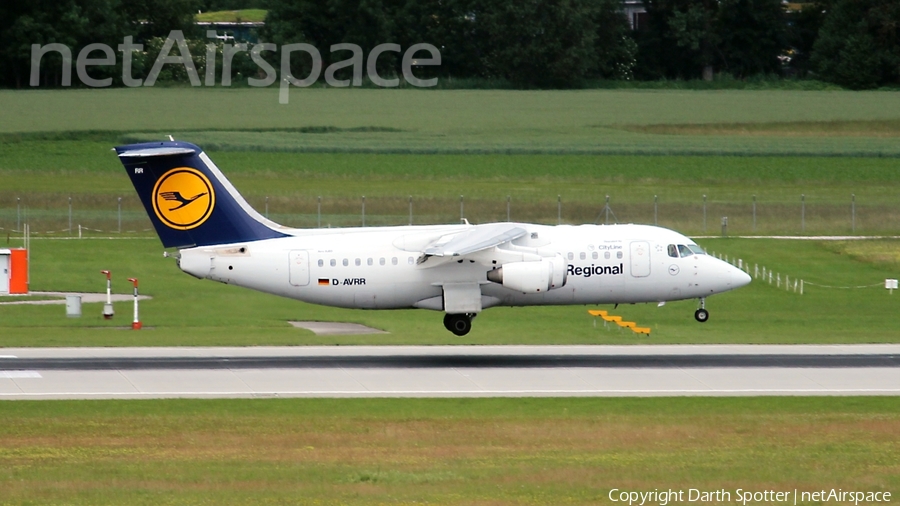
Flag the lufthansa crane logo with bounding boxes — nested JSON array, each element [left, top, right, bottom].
[[152, 167, 215, 230]]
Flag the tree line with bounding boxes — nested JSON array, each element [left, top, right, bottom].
[[3, 0, 898, 90]]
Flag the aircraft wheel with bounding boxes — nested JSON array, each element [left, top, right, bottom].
[[694, 308, 709, 323], [443, 313, 472, 336]]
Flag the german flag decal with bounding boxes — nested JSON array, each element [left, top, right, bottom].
[[318, 278, 330, 286]]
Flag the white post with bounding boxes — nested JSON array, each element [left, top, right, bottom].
[[100, 270, 114, 319], [786, 275, 790, 290], [777, 274, 781, 288], [800, 280, 803, 295], [754, 264, 758, 277], [127, 278, 141, 330]]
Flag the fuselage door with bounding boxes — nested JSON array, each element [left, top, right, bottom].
[[289, 250, 310, 286], [630, 241, 651, 278]]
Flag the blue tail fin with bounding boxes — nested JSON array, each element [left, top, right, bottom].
[[115, 141, 287, 248]]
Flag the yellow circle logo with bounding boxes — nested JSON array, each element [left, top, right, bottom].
[[152, 167, 215, 230]]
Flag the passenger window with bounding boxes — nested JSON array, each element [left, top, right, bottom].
[[604, 251, 610, 259], [579, 252, 586, 260], [567, 252, 574, 260], [408, 256, 415, 265], [379, 258, 385, 266], [392, 257, 398, 265], [616, 251, 623, 259], [317, 259, 324, 267], [668, 244, 678, 258], [592, 252, 598, 260], [342, 259, 348, 266], [330, 259, 336, 267], [367, 258, 373, 266]]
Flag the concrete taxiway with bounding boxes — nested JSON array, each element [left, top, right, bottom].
[[0, 345, 897, 399]]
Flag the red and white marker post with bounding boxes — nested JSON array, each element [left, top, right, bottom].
[[100, 270, 114, 319], [127, 278, 142, 330]]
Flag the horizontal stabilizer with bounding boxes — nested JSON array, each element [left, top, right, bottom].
[[117, 147, 198, 158]]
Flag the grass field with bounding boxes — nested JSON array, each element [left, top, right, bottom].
[[0, 397, 896, 505], [0, 237, 897, 346], [2, 145, 899, 234], [195, 9, 266, 22], [2, 88, 899, 234], [2, 88, 900, 156]]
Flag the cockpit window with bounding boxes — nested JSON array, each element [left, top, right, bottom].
[[687, 244, 705, 255], [670, 243, 704, 258]]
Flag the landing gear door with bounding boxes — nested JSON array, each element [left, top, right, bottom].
[[442, 283, 482, 314], [289, 250, 310, 286], [630, 241, 651, 278]]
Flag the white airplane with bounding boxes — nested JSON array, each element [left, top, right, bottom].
[[115, 141, 751, 336]]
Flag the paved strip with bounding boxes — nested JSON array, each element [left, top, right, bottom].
[[0, 346, 896, 399], [0, 367, 897, 399], [288, 321, 387, 335], [0, 291, 151, 306], [1, 354, 897, 370]]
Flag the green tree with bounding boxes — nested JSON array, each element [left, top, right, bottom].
[[122, 0, 202, 40], [635, 0, 787, 80], [477, 0, 599, 87], [668, 0, 719, 77], [1, 0, 133, 87], [590, 0, 638, 80], [634, 0, 714, 79], [262, 0, 398, 81], [785, 2, 826, 77], [1, 0, 201, 88], [391, 0, 484, 79], [717, 0, 784, 78], [811, 0, 900, 89]]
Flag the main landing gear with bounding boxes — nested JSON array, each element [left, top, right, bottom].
[[694, 297, 709, 323], [443, 313, 474, 336]]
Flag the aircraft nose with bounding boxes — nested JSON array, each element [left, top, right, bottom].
[[733, 267, 752, 288]]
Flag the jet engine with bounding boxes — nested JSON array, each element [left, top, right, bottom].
[[486, 256, 567, 293]]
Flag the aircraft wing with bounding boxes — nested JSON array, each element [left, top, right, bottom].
[[423, 223, 527, 258]]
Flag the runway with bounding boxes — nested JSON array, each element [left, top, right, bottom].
[[0, 345, 897, 399]]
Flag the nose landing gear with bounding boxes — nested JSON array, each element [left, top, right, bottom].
[[694, 297, 709, 322], [443, 313, 474, 336]]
